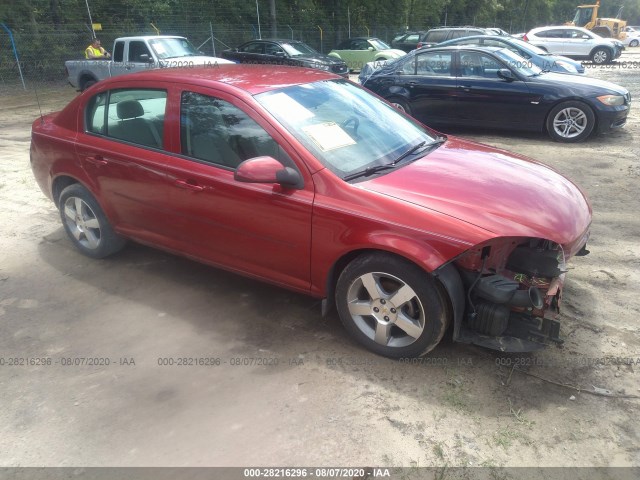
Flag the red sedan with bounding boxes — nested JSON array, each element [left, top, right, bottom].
[[30, 65, 591, 357]]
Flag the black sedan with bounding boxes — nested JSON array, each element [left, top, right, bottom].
[[363, 46, 630, 142], [222, 39, 348, 77]]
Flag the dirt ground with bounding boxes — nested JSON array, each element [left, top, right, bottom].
[[0, 51, 639, 473]]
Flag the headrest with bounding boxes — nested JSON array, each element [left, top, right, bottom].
[[117, 100, 144, 120]]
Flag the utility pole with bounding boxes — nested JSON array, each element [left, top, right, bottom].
[[256, 0, 261, 39], [270, 0, 277, 38]]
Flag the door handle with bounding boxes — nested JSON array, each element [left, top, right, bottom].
[[407, 81, 418, 87], [175, 179, 204, 192], [458, 85, 473, 91], [85, 155, 108, 166]]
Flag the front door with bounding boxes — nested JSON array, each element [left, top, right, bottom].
[[162, 89, 314, 291], [454, 51, 542, 130]]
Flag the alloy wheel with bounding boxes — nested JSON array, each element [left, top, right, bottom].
[[346, 271, 425, 347]]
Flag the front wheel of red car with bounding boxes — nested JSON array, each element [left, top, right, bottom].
[[59, 184, 126, 258], [546, 101, 595, 143], [335, 253, 448, 358]]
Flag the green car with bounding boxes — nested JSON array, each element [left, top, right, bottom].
[[328, 37, 405, 72]]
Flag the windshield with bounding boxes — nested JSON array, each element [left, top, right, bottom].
[[282, 42, 318, 56], [369, 38, 391, 50], [148, 37, 199, 59], [494, 48, 542, 76], [256, 80, 438, 179]]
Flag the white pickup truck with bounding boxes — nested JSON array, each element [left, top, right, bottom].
[[65, 35, 233, 90]]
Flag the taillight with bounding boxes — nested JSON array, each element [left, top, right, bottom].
[[523, 34, 529, 41]]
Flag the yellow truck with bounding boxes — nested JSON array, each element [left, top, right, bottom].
[[568, 1, 627, 40]]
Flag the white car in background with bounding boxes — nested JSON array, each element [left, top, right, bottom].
[[524, 26, 624, 64], [622, 28, 639, 47]]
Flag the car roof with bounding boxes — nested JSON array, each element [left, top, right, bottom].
[[243, 38, 307, 44], [427, 26, 489, 31], [420, 45, 504, 52], [441, 35, 515, 42], [100, 64, 338, 95], [530, 25, 586, 31], [116, 35, 186, 41], [411, 45, 508, 58]]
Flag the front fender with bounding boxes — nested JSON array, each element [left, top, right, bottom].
[[312, 231, 465, 299]]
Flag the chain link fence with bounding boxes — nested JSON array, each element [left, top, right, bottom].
[[1, 16, 511, 93]]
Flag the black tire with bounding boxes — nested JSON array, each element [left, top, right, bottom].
[[388, 96, 412, 115], [545, 101, 596, 143], [335, 252, 449, 358], [58, 184, 126, 258], [630, 39, 639, 48], [81, 78, 97, 91], [591, 47, 612, 65]]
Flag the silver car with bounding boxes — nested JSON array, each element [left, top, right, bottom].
[[524, 26, 623, 64]]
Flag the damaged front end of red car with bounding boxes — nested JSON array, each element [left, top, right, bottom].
[[435, 233, 590, 352]]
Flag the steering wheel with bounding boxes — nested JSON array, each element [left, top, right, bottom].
[[341, 116, 360, 139]]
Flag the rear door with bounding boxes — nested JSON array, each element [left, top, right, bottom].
[[235, 41, 267, 64], [399, 50, 458, 125], [75, 86, 176, 240], [535, 29, 567, 54]]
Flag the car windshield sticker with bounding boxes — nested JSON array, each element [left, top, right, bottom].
[[260, 93, 314, 122], [302, 122, 356, 151]]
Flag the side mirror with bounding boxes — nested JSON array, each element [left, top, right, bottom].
[[367, 46, 374, 51], [274, 51, 286, 57], [139, 53, 153, 63], [497, 68, 515, 81], [235, 156, 303, 189]]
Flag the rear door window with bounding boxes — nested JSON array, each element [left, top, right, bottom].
[[424, 30, 448, 43], [85, 89, 167, 150]]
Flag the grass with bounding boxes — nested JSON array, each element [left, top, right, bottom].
[[432, 442, 446, 460]]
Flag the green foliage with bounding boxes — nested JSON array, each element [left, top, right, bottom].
[[1, 0, 639, 85]]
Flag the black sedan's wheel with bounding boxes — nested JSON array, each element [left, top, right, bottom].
[[336, 253, 448, 358], [546, 101, 595, 143], [59, 184, 126, 258], [388, 97, 412, 115], [591, 47, 611, 65]]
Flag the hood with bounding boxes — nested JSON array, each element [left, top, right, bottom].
[[294, 53, 346, 66], [380, 49, 406, 58], [359, 137, 591, 247], [532, 71, 628, 96], [160, 56, 235, 66]]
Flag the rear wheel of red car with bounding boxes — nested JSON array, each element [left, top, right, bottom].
[[388, 97, 412, 115], [335, 253, 448, 358], [59, 184, 126, 258], [546, 101, 595, 143]]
